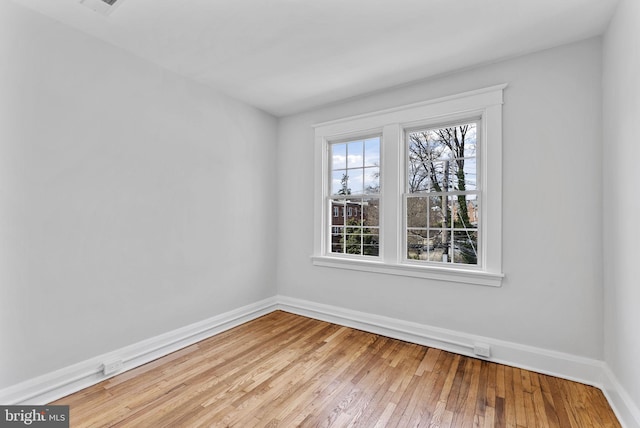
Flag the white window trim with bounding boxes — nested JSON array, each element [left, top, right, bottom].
[[312, 84, 506, 287]]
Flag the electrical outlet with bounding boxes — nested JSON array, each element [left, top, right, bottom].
[[473, 343, 491, 358], [102, 359, 123, 376]]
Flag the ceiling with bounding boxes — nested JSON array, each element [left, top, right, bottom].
[[11, 0, 619, 116]]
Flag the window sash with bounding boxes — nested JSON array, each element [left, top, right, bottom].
[[326, 195, 381, 258], [403, 192, 481, 266]]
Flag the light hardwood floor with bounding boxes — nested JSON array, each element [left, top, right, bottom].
[[52, 311, 620, 427]]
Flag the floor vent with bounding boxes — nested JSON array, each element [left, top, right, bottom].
[[80, 0, 125, 15]]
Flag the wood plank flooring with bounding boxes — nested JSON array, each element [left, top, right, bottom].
[[52, 311, 620, 427]]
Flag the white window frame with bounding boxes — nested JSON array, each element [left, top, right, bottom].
[[312, 85, 506, 287]]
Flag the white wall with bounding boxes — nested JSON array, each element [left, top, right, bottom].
[[277, 39, 604, 359], [1, 0, 625, 413], [603, 0, 640, 417], [0, 1, 278, 389]]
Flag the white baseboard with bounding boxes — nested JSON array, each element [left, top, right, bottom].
[[0, 297, 278, 405], [602, 366, 640, 428], [1, 294, 638, 427], [275, 296, 604, 385], [276, 295, 640, 428]]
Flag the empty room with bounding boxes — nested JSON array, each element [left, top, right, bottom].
[[0, 0, 638, 426]]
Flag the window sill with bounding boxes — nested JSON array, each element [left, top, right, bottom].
[[311, 256, 504, 287]]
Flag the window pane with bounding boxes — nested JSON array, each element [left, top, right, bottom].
[[407, 155, 429, 192], [407, 197, 428, 228], [331, 143, 346, 170], [453, 230, 478, 264], [363, 228, 379, 256], [460, 124, 477, 156], [464, 158, 477, 191], [450, 195, 478, 228], [349, 169, 364, 195], [363, 198, 380, 227], [407, 229, 428, 260], [347, 140, 364, 168], [364, 137, 380, 167], [330, 200, 345, 226], [450, 157, 477, 191], [345, 229, 362, 255], [332, 171, 349, 195], [434, 160, 453, 192], [331, 227, 344, 253], [345, 199, 361, 224], [364, 167, 380, 194], [428, 229, 451, 263], [428, 196, 447, 227]]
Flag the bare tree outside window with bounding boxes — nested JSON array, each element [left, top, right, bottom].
[[407, 123, 479, 265]]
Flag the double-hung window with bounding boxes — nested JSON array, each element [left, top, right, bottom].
[[313, 85, 505, 287], [328, 136, 381, 257], [405, 121, 480, 265]]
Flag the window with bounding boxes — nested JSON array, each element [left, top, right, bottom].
[[328, 137, 381, 256], [312, 85, 505, 287], [405, 122, 479, 265]]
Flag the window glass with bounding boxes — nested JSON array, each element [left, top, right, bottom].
[[406, 123, 479, 265], [329, 136, 381, 257]]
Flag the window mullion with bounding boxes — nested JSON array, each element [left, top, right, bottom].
[[381, 124, 401, 263]]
